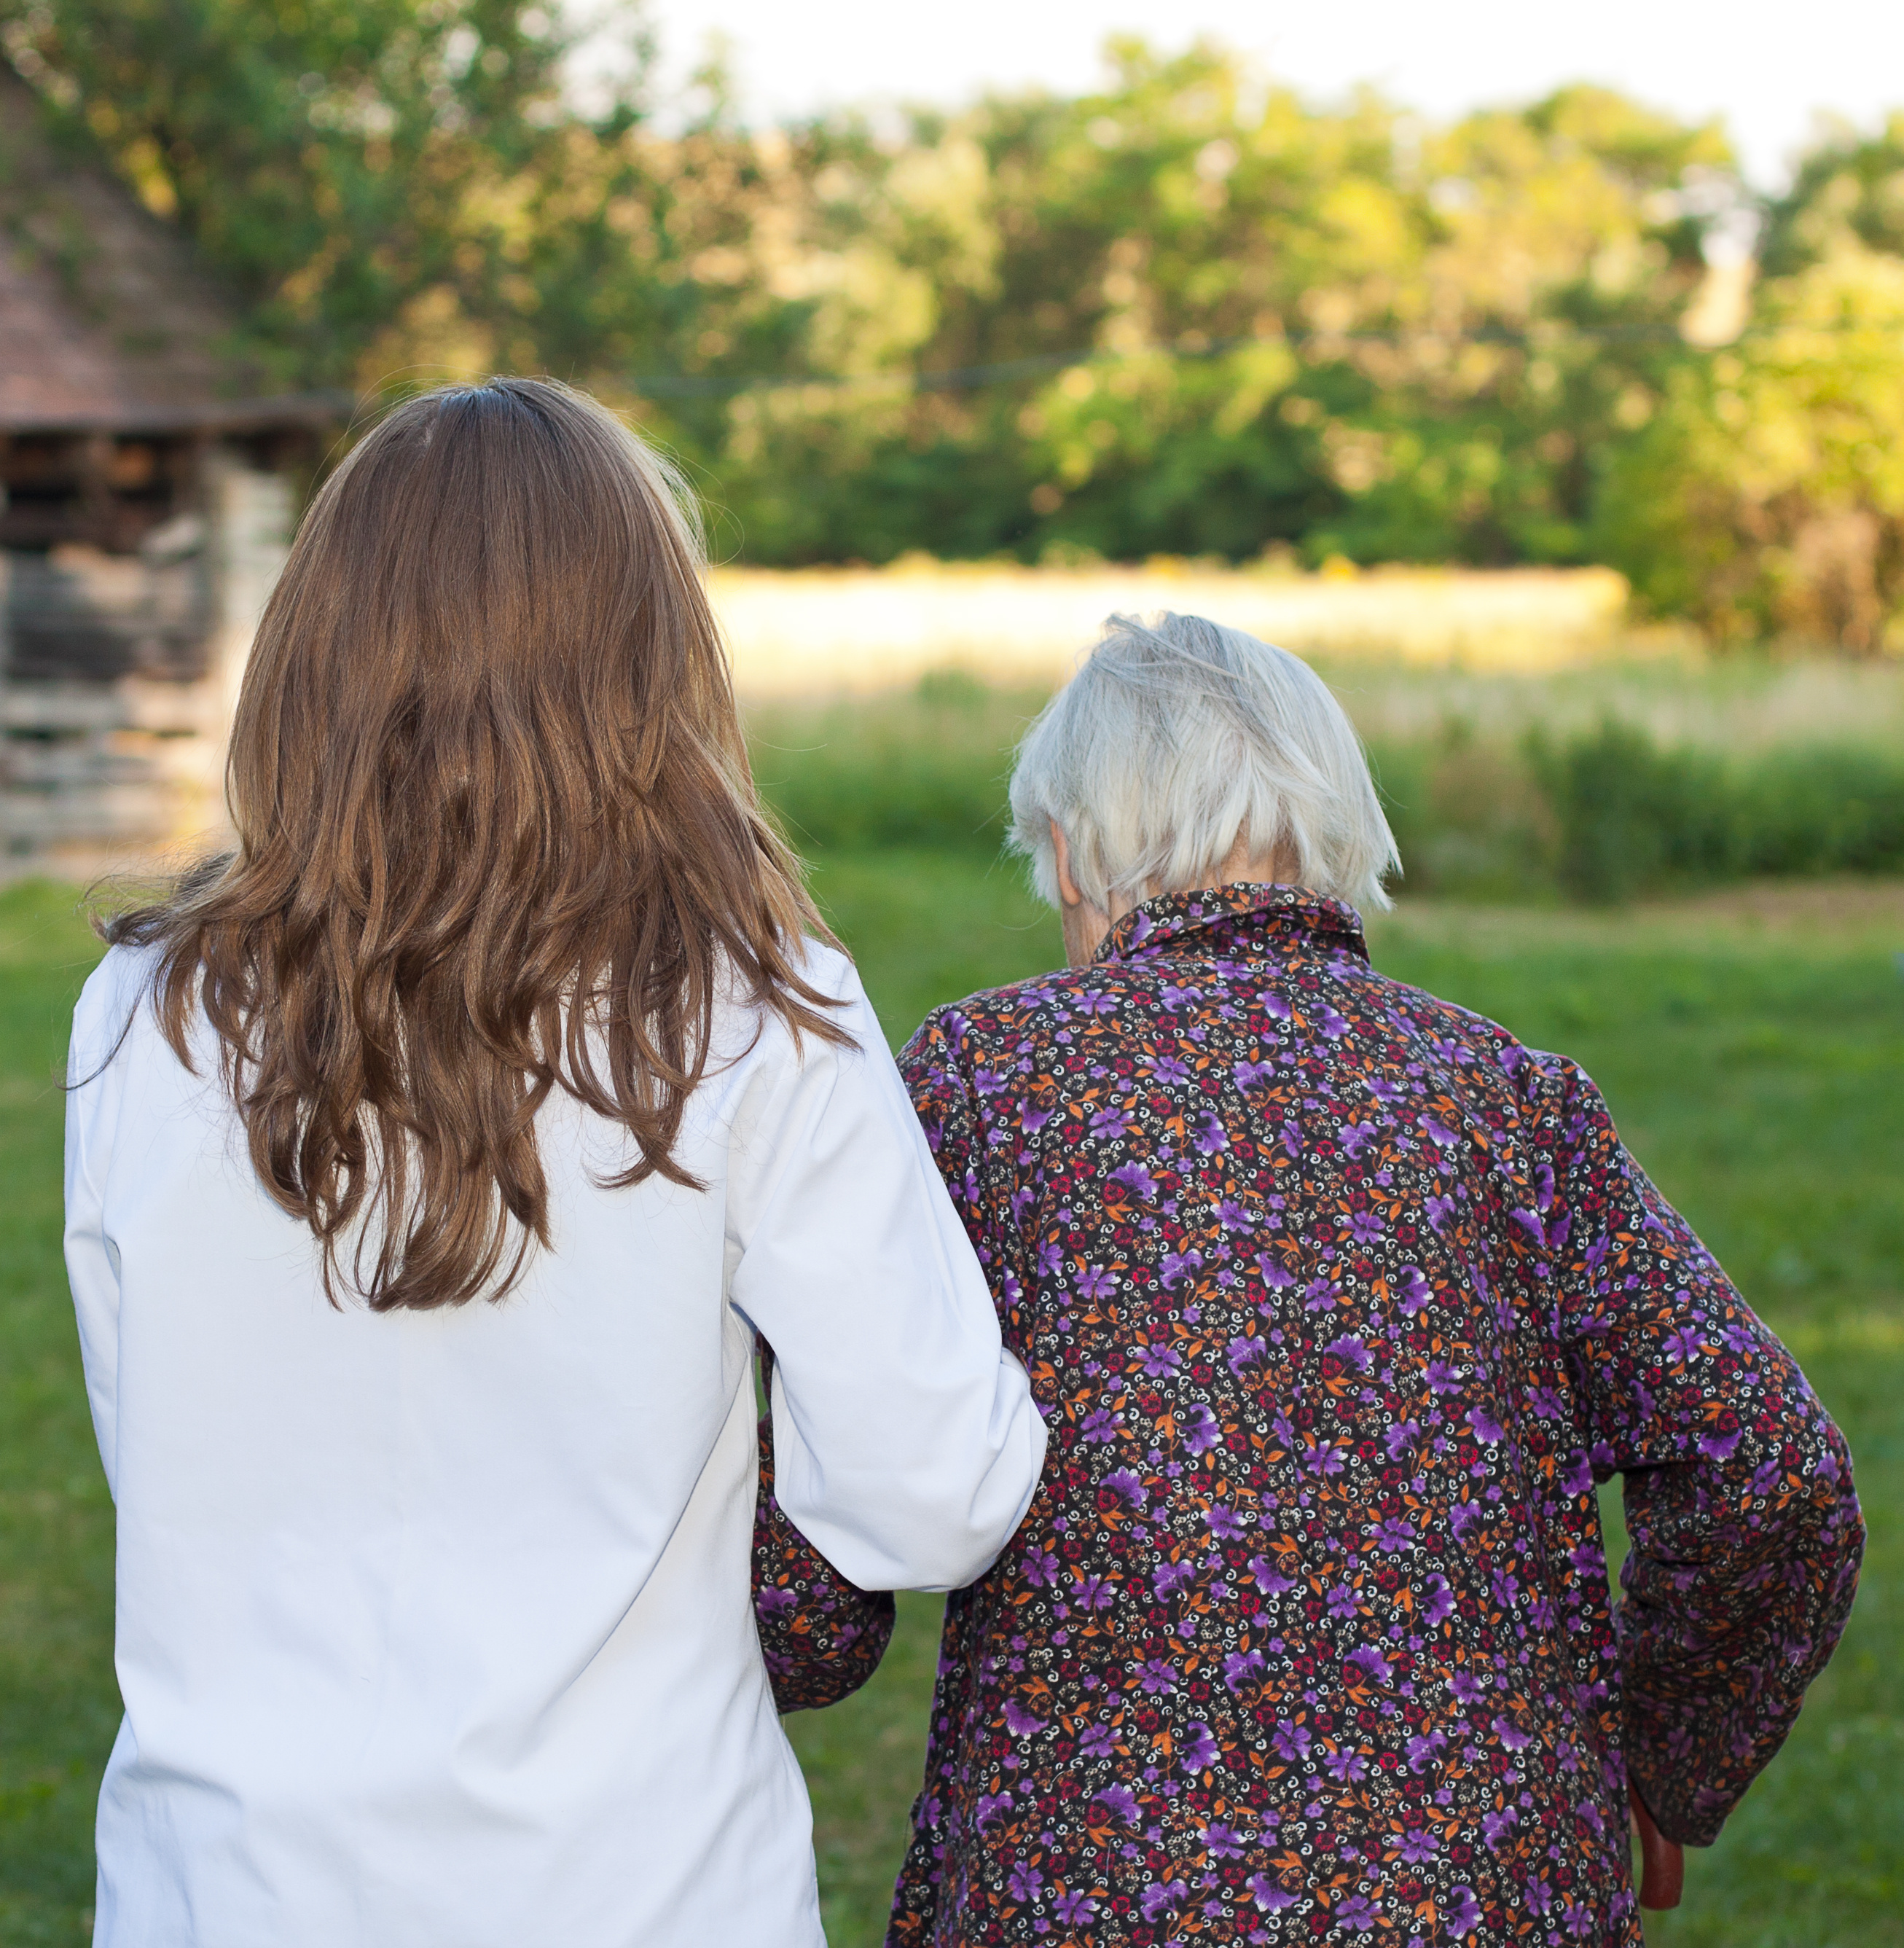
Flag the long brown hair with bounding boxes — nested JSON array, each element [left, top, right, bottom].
[[106, 378, 845, 1312]]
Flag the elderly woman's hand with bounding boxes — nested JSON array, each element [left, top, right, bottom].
[[1630, 1781, 1684, 1909]]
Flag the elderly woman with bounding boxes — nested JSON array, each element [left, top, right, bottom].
[[761, 612, 1863, 1945]]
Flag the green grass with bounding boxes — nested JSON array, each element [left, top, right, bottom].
[[1, 869, 1899, 1946]]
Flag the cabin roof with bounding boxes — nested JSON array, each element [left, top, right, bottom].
[[0, 66, 343, 436]]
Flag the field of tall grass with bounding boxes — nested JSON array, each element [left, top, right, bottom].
[[746, 650, 1904, 905], [1, 632, 1899, 1946]]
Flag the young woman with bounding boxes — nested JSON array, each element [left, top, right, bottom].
[[63, 378, 1046, 1948]]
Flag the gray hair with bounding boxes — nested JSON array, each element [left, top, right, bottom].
[[1008, 612, 1400, 915]]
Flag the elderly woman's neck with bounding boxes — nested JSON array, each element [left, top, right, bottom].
[[1051, 823, 1297, 966]]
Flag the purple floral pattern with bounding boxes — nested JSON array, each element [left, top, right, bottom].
[[877, 884, 1862, 1947]]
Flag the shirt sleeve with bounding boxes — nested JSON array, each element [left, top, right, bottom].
[[897, 1009, 1035, 1359], [726, 956, 1047, 1594], [63, 951, 132, 1502], [751, 1342, 896, 1713], [1537, 1054, 1864, 1847]]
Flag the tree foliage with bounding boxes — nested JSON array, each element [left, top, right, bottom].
[[3, 6, 1902, 648]]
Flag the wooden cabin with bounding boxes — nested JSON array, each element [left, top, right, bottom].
[[0, 68, 343, 872]]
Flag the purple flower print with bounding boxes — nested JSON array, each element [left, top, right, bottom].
[[1444, 1885, 1481, 1935], [1201, 1819, 1245, 1858], [1340, 1121, 1375, 1159], [1324, 1745, 1369, 1783], [1347, 1645, 1393, 1687], [1023, 1547, 1059, 1587], [1374, 1515, 1417, 1553], [1699, 1426, 1744, 1462], [1078, 1721, 1118, 1759], [1249, 1554, 1295, 1596], [1101, 1468, 1146, 1508], [1449, 1669, 1486, 1706], [1153, 1560, 1196, 1600], [1149, 1053, 1191, 1084], [1420, 1114, 1459, 1149], [1326, 1581, 1360, 1619], [1180, 1721, 1218, 1772], [1052, 1890, 1097, 1923], [974, 1790, 1014, 1828], [1234, 1057, 1275, 1090], [1425, 1191, 1458, 1229], [1396, 1264, 1432, 1315], [1195, 1110, 1228, 1154], [1468, 1403, 1505, 1444], [1255, 1253, 1295, 1288], [1482, 1806, 1519, 1848], [1423, 1576, 1455, 1627], [1226, 1334, 1269, 1376], [1079, 1405, 1122, 1444], [1134, 1340, 1182, 1378], [1207, 1503, 1247, 1540], [1384, 1417, 1421, 1460], [1272, 1719, 1312, 1763], [1002, 1699, 1044, 1737], [1006, 1860, 1043, 1903], [1092, 1783, 1140, 1827], [755, 1586, 796, 1618], [1247, 1874, 1296, 1912], [1138, 1657, 1179, 1696], [1406, 1729, 1446, 1770], [1336, 1890, 1379, 1931], [1490, 1716, 1533, 1752], [1073, 1571, 1116, 1611], [1304, 1277, 1340, 1313], [1075, 1263, 1117, 1301], [1159, 1249, 1204, 1289], [1347, 1210, 1385, 1246], [1223, 1648, 1265, 1691], [1108, 1160, 1157, 1202], [1140, 1881, 1186, 1922], [1183, 1404, 1222, 1455], [1390, 1826, 1438, 1864], [1326, 1332, 1374, 1374]]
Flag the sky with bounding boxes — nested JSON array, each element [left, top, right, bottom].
[[600, 0, 1903, 189]]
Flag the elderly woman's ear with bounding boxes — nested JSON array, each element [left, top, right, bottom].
[[1049, 819, 1118, 967]]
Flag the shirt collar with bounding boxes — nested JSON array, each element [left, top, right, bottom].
[[1095, 881, 1370, 967]]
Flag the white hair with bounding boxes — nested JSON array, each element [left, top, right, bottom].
[[1008, 612, 1400, 915]]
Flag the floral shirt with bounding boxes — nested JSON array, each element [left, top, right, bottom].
[[868, 885, 1862, 1947]]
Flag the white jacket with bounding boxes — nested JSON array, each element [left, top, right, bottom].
[[64, 939, 1045, 1948]]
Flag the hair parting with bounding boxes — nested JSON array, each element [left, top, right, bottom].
[[101, 378, 847, 1313]]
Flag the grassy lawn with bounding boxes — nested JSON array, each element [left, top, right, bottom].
[[1, 867, 1898, 1946]]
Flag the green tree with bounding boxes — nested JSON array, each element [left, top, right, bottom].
[[1591, 245, 1904, 651]]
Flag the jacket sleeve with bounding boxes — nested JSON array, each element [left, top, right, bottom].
[[751, 1341, 896, 1713], [1539, 1055, 1864, 1846]]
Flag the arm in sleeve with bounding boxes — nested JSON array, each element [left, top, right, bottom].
[[1540, 1055, 1864, 1846], [64, 955, 130, 1501], [727, 960, 1047, 1594], [897, 1009, 1034, 1358], [751, 1340, 896, 1713]]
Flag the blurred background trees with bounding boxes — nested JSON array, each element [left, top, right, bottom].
[[3, 0, 1901, 649]]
